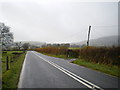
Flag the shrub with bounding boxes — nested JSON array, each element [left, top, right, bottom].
[[79, 46, 120, 66], [35, 46, 120, 66], [35, 46, 68, 55]]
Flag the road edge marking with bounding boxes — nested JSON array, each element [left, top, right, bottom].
[[32, 51, 103, 90], [17, 51, 28, 88]]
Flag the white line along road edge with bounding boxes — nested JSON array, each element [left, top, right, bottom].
[[32, 51, 104, 90], [18, 52, 28, 88]]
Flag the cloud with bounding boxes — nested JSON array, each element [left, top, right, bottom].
[[0, 1, 118, 43]]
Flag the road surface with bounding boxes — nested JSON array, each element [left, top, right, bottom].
[[18, 51, 119, 89]]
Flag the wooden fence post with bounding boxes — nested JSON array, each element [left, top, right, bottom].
[[10, 56, 12, 69], [6, 56, 9, 70]]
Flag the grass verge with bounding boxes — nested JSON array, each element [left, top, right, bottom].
[[2, 51, 24, 73], [2, 51, 26, 88], [39, 52, 74, 59], [72, 59, 120, 77], [44, 53, 66, 58]]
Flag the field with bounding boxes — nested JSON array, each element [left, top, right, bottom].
[[2, 51, 26, 88]]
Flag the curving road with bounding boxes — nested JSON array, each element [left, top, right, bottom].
[[18, 51, 119, 89]]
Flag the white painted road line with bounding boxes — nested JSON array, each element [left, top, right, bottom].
[[33, 52, 104, 90], [18, 52, 28, 88]]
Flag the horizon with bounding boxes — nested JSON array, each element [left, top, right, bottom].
[[13, 35, 118, 44]]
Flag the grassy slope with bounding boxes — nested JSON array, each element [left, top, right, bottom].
[[40, 52, 74, 59], [68, 47, 80, 50], [2, 51, 26, 88], [72, 59, 120, 77]]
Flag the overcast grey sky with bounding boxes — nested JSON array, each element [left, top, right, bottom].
[[0, 0, 118, 43]]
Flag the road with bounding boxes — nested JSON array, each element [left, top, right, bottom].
[[18, 51, 119, 89]]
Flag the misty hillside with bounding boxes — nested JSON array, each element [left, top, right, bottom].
[[71, 35, 119, 47]]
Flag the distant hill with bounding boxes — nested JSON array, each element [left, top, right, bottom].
[[71, 35, 119, 47]]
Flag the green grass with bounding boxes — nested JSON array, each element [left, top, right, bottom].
[[72, 59, 120, 77], [2, 51, 26, 88], [42, 53, 67, 58], [68, 47, 80, 50], [39, 52, 74, 59], [48, 54, 67, 58], [2, 51, 24, 73]]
